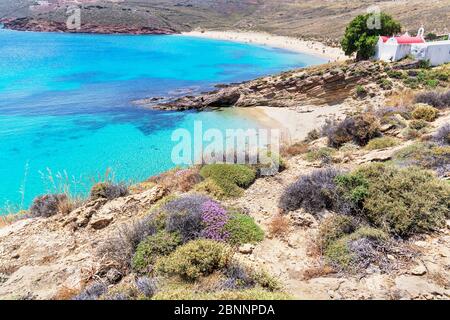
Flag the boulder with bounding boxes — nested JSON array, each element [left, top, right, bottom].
[[239, 244, 255, 254]]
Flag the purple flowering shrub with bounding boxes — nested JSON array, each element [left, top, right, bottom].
[[163, 195, 232, 242], [164, 194, 210, 242], [200, 200, 230, 241]]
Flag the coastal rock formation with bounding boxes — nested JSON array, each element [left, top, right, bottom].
[[147, 61, 386, 110], [0, 18, 178, 35]]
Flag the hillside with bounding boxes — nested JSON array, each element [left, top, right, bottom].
[[1, 1, 449, 40]]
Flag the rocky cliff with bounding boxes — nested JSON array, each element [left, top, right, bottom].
[[138, 60, 411, 110], [0, 17, 178, 34]]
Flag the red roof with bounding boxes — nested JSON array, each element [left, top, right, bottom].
[[380, 35, 425, 44]]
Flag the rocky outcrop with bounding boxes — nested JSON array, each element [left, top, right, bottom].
[[0, 186, 165, 300], [0, 18, 178, 35], [144, 61, 386, 110]]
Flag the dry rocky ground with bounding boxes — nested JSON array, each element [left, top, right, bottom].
[[0, 60, 449, 300]]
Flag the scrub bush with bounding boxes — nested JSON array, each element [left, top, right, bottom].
[[148, 167, 203, 192], [199, 164, 256, 198], [318, 215, 359, 249], [29, 194, 68, 218], [200, 200, 230, 241], [411, 104, 439, 121], [408, 119, 428, 130], [415, 90, 450, 109], [322, 113, 381, 148], [156, 239, 232, 281], [90, 182, 128, 200], [355, 164, 450, 237], [224, 213, 264, 245], [164, 194, 210, 242], [365, 137, 399, 150], [135, 277, 158, 298], [278, 168, 341, 214], [324, 227, 389, 271], [434, 124, 450, 145], [98, 214, 159, 272], [132, 231, 182, 274], [152, 288, 291, 300], [73, 282, 108, 300], [305, 147, 336, 164]]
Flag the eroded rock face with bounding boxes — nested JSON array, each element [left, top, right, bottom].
[[147, 61, 385, 110], [0, 186, 165, 300], [0, 18, 178, 35]]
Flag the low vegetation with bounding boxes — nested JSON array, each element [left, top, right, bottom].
[[322, 113, 381, 148], [90, 182, 129, 200], [394, 142, 450, 176], [132, 231, 182, 274], [411, 104, 439, 122], [414, 90, 450, 109], [199, 164, 256, 198], [156, 239, 232, 281], [147, 167, 203, 193], [365, 137, 399, 150], [225, 213, 264, 246], [29, 194, 68, 218]]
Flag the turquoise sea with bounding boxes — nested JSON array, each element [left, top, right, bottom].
[[0, 29, 325, 211]]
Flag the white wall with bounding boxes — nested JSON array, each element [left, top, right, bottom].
[[411, 41, 450, 66], [375, 42, 412, 62]]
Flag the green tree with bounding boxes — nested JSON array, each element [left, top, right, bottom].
[[341, 13, 402, 60]]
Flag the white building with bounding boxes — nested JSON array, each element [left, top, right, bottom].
[[411, 40, 450, 66], [374, 28, 450, 66]]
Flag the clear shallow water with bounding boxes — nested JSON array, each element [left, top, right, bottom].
[[0, 29, 325, 211]]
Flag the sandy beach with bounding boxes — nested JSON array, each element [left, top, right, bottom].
[[182, 30, 347, 62], [233, 105, 348, 143]]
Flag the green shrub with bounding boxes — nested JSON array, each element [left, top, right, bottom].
[[199, 164, 256, 198], [132, 231, 182, 274], [335, 172, 369, 207], [426, 79, 439, 88], [380, 79, 393, 90], [193, 178, 229, 199], [318, 215, 359, 249], [408, 119, 428, 130], [356, 164, 450, 236], [411, 104, 439, 121], [365, 137, 399, 150], [404, 77, 419, 89], [324, 227, 389, 270], [156, 239, 232, 281], [418, 60, 431, 69], [356, 85, 367, 97], [225, 213, 264, 245], [387, 69, 406, 79]]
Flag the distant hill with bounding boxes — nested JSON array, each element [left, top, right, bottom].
[[1, 0, 449, 41]]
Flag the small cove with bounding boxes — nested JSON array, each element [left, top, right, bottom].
[[0, 29, 326, 211]]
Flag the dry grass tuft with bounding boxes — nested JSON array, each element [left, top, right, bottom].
[[268, 215, 291, 238], [386, 89, 416, 108], [280, 142, 309, 158], [148, 167, 203, 193], [52, 286, 81, 300], [302, 265, 335, 280]]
